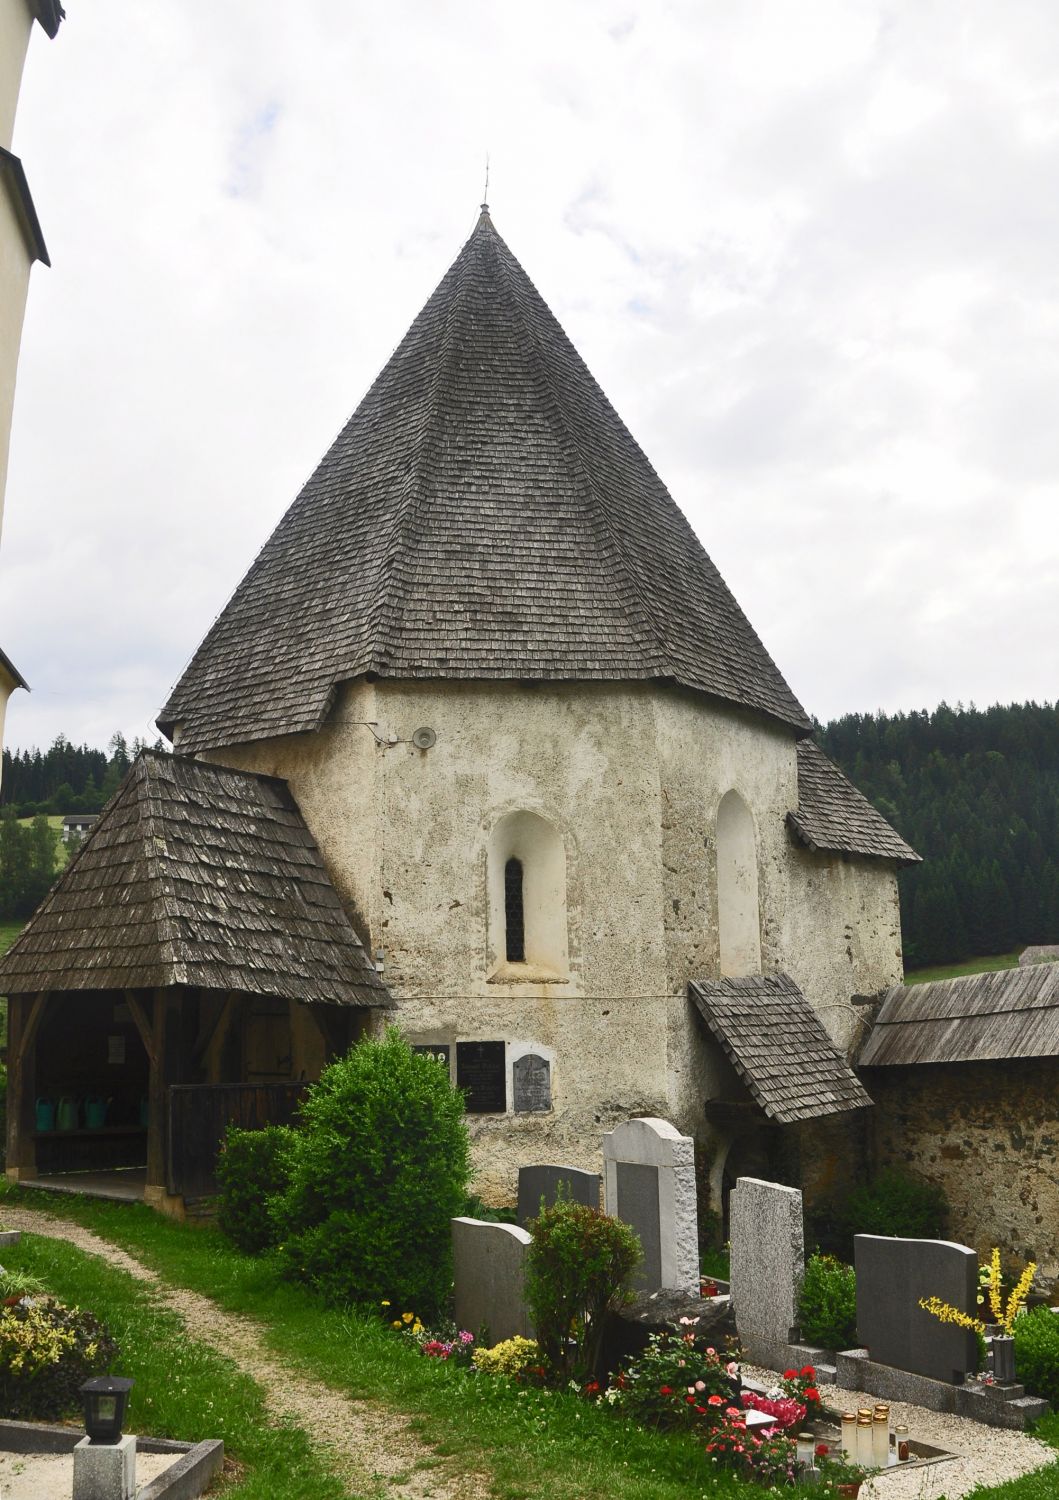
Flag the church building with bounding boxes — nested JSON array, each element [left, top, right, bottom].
[[0, 206, 918, 1214]]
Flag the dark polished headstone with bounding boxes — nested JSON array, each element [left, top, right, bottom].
[[456, 1041, 506, 1113], [512, 1053, 551, 1113], [855, 1234, 978, 1384], [617, 1160, 661, 1289], [516, 1164, 601, 1227]]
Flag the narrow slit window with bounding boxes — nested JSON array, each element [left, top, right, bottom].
[[504, 857, 525, 962]]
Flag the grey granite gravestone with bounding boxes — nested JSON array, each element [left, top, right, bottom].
[[855, 1234, 978, 1384], [728, 1177, 805, 1370], [451, 1218, 534, 1343], [512, 1053, 551, 1113], [602, 1117, 698, 1293], [517, 1164, 602, 1227]]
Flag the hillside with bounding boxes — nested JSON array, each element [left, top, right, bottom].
[[819, 701, 1059, 969]]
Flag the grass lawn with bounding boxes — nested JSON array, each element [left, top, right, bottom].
[[0, 919, 22, 956], [904, 951, 1022, 985], [0, 1185, 772, 1500]]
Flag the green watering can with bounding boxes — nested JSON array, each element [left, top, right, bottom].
[[56, 1096, 78, 1131], [35, 1098, 55, 1132], [85, 1097, 108, 1129]]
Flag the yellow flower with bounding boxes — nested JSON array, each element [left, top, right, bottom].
[[402, 1312, 414, 1324], [989, 1248, 1004, 1325], [392, 1320, 402, 1329], [380, 1301, 390, 1307]]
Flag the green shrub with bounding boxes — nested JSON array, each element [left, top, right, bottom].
[[216, 1123, 296, 1254], [278, 1029, 470, 1317], [462, 1194, 517, 1225], [524, 1196, 640, 1383], [1013, 1306, 1059, 1404], [797, 1254, 857, 1350], [475, 1336, 542, 1377], [611, 1330, 736, 1429], [0, 1296, 118, 1419], [838, 1169, 947, 1250]]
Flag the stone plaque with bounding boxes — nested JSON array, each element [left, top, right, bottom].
[[855, 1234, 978, 1384], [517, 1164, 601, 1226], [729, 1177, 805, 1370], [456, 1041, 506, 1113], [512, 1053, 551, 1113], [411, 1043, 451, 1070], [616, 1161, 662, 1289]]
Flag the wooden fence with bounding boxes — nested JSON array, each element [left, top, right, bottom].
[[167, 1082, 309, 1198]]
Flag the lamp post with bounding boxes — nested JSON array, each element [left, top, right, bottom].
[[74, 1376, 137, 1500], [80, 1376, 134, 1444]]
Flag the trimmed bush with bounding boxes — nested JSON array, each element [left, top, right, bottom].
[[278, 1029, 470, 1317], [797, 1254, 857, 1350], [1013, 1306, 1059, 1404], [216, 1124, 296, 1255], [838, 1169, 947, 1250], [0, 1296, 118, 1419], [525, 1196, 641, 1383]]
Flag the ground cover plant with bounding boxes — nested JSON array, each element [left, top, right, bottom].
[[2, 1184, 836, 1500], [0, 1292, 116, 1418]]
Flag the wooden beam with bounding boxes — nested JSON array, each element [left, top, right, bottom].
[[6, 996, 23, 1178], [16, 991, 48, 1065], [193, 993, 236, 1076], [145, 990, 167, 1190], [124, 991, 156, 1068]]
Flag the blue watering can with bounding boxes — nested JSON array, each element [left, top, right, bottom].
[[35, 1098, 55, 1132], [85, 1097, 108, 1129]]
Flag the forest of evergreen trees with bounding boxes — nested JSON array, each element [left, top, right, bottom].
[[1, 705, 1057, 966], [819, 701, 1059, 969]]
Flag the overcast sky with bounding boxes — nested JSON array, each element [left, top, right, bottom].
[[2, 0, 1056, 754]]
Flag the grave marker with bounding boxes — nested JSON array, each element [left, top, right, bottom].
[[729, 1177, 804, 1370], [512, 1053, 551, 1113], [517, 1164, 601, 1227], [855, 1234, 978, 1384], [452, 1218, 534, 1344], [602, 1118, 698, 1293]]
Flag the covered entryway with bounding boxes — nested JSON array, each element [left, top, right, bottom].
[[0, 751, 393, 1213]]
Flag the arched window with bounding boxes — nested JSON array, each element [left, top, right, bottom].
[[716, 790, 762, 977], [504, 857, 526, 962], [487, 811, 568, 978]]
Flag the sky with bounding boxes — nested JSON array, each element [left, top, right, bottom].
[[2, 0, 1057, 754]]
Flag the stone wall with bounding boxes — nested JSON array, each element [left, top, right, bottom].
[[208, 677, 903, 1201], [866, 1059, 1059, 1283]]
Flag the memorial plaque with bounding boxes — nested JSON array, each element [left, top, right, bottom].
[[411, 1043, 451, 1070], [616, 1161, 662, 1289], [456, 1041, 506, 1113], [512, 1053, 551, 1113]]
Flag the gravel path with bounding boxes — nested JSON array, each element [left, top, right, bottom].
[[745, 1363, 1056, 1498], [3, 1207, 491, 1500]]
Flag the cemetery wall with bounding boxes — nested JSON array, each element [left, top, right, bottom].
[[208, 676, 903, 1200], [867, 1059, 1059, 1282]]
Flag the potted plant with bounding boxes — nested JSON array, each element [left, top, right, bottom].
[[817, 1455, 871, 1497]]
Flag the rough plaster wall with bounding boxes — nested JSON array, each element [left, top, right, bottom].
[[205, 679, 902, 1201], [0, 1, 33, 152], [867, 1061, 1059, 1284], [0, 181, 31, 543]]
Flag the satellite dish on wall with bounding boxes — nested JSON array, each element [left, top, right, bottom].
[[412, 727, 437, 750]]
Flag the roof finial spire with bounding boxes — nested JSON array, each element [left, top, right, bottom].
[[481, 152, 490, 214]]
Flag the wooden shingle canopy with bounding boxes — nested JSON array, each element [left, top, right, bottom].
[[159, 206, 813, 754], [788, 739, 920, 864], [858, 967, 1059, 1068], [0, 750, 390, 1008], [690, 974, 873, 1124]]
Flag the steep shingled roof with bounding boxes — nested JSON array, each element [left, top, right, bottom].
[[690, 973, 873, 1123], [788, 739, 920, 864], [159, 208, 811, 752], [0, 751, 390, 1006]]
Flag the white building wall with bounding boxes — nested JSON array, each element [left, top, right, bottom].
[[0, 1, 33, 152]]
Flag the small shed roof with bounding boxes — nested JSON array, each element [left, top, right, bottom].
[[690, 973, 873, 1124], [788, 740, 920, 864], [857, 967, 1059, 1067], [0, 751, 390, 1007]]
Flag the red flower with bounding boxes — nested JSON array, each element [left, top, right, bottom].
[[815, 1442, 830, 1458], [658, 1385, 673, 1395], [800, 1365, 816, 1378], [708, 1394, 723, 1406], [783, 1369, 797, 1379], [804, 1387, 820, 1403], [584, 1381, 600, 1394]]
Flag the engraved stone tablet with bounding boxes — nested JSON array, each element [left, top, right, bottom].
[[456, 1040, 506, 1113], [512, 1053, 551, 1113]]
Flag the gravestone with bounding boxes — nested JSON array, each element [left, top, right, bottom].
[[456, 1041, 506, 1113], [517, 1163, 601, 1227], [512, 1053, 551, 1113], [602, 1117, 698, 1293], [855, 1234, 978, 1384], [451, 1217, 534, 1343], [728, 1177, 805, 1370]]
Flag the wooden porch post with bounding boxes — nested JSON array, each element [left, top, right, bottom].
[[145, 989, 166, 1196], [6, 995, 23, 1181], [6, 991, 48, 1182]]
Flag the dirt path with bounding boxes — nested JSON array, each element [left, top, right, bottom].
[[1, 1206, 491, 1500]]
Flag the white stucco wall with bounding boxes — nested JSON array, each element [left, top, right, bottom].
[[203, 677, 903, 1200], [0, 1, 33, 153], [0, 180, 31, 542]]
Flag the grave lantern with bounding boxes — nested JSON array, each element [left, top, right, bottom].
[[80, 1376, 134, 1444]]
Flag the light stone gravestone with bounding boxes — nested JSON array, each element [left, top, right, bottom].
[[729, 1177, 804, 1370], [602, 1117, 698, 1293], [517, 1163, 602, 1227], [512, 1053, 551, 1113], [451, 1217, 534, 1343], [854, 1234, 978, 1384]]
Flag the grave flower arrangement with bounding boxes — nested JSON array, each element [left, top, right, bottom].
[[703, 1410, 798, 1485], [780, 1364, 822, 1415], [609, 1326, 739, 1431]]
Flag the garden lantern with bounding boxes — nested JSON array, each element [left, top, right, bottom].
[[80, 1376, 134, 1444]]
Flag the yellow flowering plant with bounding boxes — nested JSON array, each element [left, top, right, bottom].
[[920, 1249, 1036, 1342]]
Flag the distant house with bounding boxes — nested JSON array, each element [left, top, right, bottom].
[[61, 813, 98, 842]]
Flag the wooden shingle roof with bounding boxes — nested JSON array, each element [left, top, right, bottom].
[[159, 207, 811, 753], [0, 751, 390, 1006], [858, 967, 1059, 1067], [690, 973, 873, 1123], [788, 739, 920, 864]]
